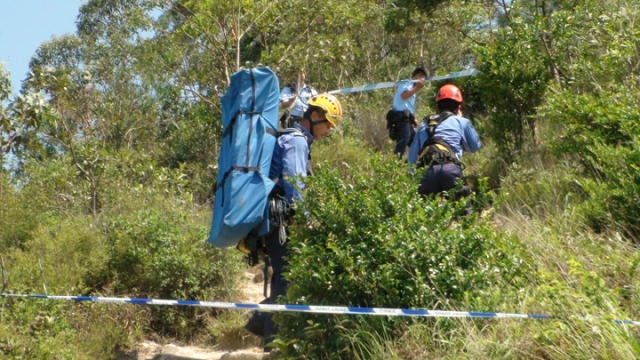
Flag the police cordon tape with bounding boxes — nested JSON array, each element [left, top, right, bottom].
[[3, 293, 640, 326], [279, 68, 480, 101], [327, 68, 479, 95]]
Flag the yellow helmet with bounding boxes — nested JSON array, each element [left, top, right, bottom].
[[308, 94, 342, 128]]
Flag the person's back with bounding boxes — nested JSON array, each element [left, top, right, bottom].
[[269, 125, 312, 203], [410, 114, 480, 161], [408, 84, 481, 198]]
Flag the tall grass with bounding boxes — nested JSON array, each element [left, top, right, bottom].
[[346, 145, 640, 359]]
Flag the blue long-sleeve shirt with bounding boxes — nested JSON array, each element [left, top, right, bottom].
[[269, 125, 314, 203], [408, 115, 482, 165]]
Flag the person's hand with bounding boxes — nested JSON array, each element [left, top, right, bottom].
[[414, 78, 425, 89]]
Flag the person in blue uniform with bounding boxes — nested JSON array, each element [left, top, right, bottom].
[[245, 94, 343, 350], [408, 84, 481, 198], [279, 72, 318, 128], [390, 67, 427, 157]]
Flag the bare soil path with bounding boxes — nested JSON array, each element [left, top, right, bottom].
[[119, 268, 270, 360]]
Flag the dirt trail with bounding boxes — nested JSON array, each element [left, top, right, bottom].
[[238, 268, 268, 305], [123, 341, 265, 360], [120, 269, 269, 360]]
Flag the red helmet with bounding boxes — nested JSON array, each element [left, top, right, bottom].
[[436, 84, 463, 104]]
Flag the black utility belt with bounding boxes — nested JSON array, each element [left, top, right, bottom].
[[393, 110, 414, 122], [394, 110, 412, 115]]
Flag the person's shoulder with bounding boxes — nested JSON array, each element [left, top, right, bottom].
[[422, 114, 441, 123], [458, 115, 475, 125], [279, 129, 308, 145]]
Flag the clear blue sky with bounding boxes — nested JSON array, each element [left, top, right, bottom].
[[0, 0, 84, 93]]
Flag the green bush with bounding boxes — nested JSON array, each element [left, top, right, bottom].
[[273, 155, 531, 359], [6, 216, 108, 293], [154, 101, 222, 205], [0, 300, 86, 360], [0, 216, 141, 359], [0, 299, 142, 360], [339, 91, 396, 152], [0, 174, 42, 251], [473, 19, 550, 158], [542, 85, 640, 159], [497, 154, 588, 222], [540, 85, 640, 237], [312, 123, 375, 178], [572, 141, 640, 237], [102, 208, 243, 337]]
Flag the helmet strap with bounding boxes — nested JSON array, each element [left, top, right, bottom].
[[309, 119, 329, 136], [305, 109, 330, 136]]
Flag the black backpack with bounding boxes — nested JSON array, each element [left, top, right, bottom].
[[416, 111, 462, 168]]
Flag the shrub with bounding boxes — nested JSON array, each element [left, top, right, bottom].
[[6, 216, 108, 293], [312, 124, 374, 178], [0, 217, 141, 359], [542, 86, 640, 160], [0, 299, 144, 360], [272, 155, 531, 358], [339, 92, 395, 152], [497, 154, 588, 222], [0, 173, 42, 251], [573, 141, 640, 238], [540, 85, 640, 237], [473, 19, 550, 158], [102, 208, 243, 337]]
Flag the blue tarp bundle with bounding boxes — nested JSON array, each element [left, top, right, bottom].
[[209, 67, 280, 248]]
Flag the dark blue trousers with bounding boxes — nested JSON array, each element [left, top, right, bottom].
[[243, 225, 289, 350], [263, 225, 288, 345], [418, 163, 469, 199], [394, 122, 415, 158]]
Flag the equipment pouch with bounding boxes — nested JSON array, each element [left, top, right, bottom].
[[386, 109, 398, 140]]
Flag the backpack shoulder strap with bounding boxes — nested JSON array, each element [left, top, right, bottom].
[[425, 111, 456, 140], [425, 115, 439, 139], [417, 111, 460, 168]]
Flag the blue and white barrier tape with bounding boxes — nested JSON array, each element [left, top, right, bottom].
[[279, 68, 480, 100], [3, 294, 639, 326], [327, 68, 479, 95]]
